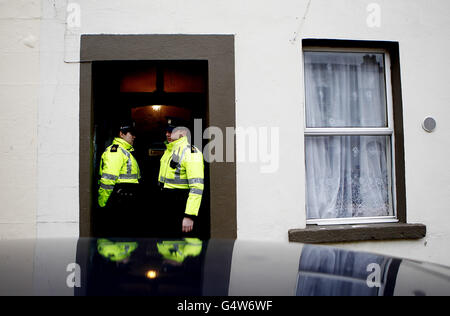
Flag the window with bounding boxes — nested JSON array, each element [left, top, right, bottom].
[[304, 48, 398, 225]]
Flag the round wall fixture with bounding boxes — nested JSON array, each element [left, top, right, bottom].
[[422, 117, 437, 133]]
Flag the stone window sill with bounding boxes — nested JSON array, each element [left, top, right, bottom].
[[288, 223, 426, 244]]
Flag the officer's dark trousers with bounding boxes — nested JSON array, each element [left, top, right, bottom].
[[155, 188, 197, 238], [97, 183, 140, 238]]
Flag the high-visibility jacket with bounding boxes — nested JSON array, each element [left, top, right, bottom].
[[97, 239, 138, 262], [157, 238, 203, 263], [158, 136, 204, 217], [98, 137, 141, 207]]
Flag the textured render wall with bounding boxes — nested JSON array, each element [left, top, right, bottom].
[[0, 0, 40, 239], [37, 0, 79, 237], [30, 0, 450, 265]]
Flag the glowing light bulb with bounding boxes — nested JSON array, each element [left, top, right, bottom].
[[146, 270, 158, 279]]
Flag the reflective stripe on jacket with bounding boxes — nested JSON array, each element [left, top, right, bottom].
[[98, 137, 141, 207], [158, 136, 204, 217]]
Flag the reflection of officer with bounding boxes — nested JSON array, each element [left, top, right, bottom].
[[97, 121, 141, 237], [158, 118, 204, 237], [157, 238, 203, 264], [97, 239, 138, 263]]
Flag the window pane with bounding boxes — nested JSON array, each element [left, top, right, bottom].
[[304, 52, 388, 128], [305, 136, 393, 220]]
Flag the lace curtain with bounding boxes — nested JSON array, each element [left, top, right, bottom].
[[304, 52, 393, 220]]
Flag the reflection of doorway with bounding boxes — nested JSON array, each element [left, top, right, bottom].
[[80, 35, 237, 239], [92, 61, 210, 238]]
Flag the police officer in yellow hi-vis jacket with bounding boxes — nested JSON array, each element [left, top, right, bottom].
[[97, 121, 141, 237], [158, 118, 204, 237]]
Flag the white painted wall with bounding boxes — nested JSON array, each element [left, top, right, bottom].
[[1, 0, 449, 266], [36, 0, 79, 238], [0, 0, 40, 239]]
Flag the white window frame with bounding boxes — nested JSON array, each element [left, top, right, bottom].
[[303, 47, 398, 226]]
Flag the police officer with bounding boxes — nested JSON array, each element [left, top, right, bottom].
[[97, 121, 141, 237], [158, 118, 204, 238]]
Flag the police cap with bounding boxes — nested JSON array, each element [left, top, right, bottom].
[[118, 120, 136, 135], [166, 116, 191, 133]]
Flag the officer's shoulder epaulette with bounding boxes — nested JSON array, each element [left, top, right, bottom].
[[190, 145, 199, 153], [110, 144, 119, 153]]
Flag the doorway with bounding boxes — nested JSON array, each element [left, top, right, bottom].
[[92, 60, 210, 238], [79, 35, 237, 239]]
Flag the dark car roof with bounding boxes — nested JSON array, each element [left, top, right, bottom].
[[0, 238, 449, 296]]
